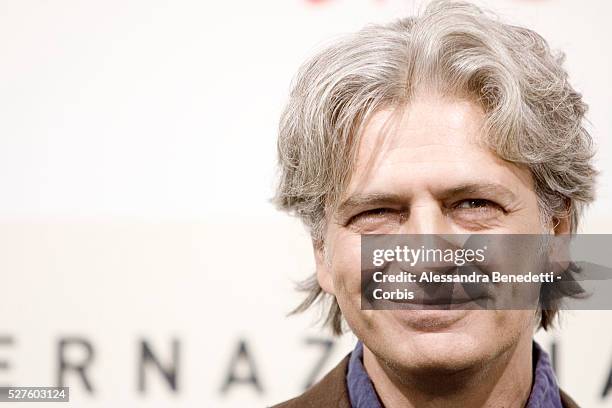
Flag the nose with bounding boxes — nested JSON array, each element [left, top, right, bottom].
[[397, 203, 464, 288], [400, 202, 453, 235]]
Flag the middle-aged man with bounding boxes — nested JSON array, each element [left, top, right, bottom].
[[272, 1, 597, 407]]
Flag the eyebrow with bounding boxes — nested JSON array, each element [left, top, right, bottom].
[[441, 183, 517, 203], [335, 192, 406, 221], [335, 183, 518, 220]]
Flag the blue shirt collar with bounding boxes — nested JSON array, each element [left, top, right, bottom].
[[347, 340, 563, 408]]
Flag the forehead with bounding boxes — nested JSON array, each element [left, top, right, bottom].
[[345, 95, 533, 197]]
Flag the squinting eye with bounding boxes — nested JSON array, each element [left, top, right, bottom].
[[346, 208, 401, 228], [449, 199, 506, 229], [352, 208, 394, 221], [454, 199, 496, 210], [363, 208, 393, 216]]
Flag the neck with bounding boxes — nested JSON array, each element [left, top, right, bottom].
[[363, 333, 533, 408]]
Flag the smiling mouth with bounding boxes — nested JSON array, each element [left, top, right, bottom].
[[420, 297, 482, 305], [372, 294, 489, 310]]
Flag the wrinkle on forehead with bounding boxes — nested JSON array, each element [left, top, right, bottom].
[[343, 95, 534, 201]]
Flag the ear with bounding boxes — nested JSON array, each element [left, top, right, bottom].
[[313, 239, 335, 295], [549, 209, 572, 275], [552, 207, 571, 236]]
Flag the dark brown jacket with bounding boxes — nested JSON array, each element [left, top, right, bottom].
[[272, 354, 580, 408]]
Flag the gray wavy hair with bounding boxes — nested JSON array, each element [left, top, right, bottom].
[[273, 0, 597, 334]]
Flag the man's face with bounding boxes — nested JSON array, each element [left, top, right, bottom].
[[315, 95, 554, 372]]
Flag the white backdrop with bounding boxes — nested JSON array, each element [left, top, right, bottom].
[[0, 0, 610, 407]]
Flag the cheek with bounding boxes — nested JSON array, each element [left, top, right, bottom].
[[328, 237, 381, 339], [492, 310, 535, 340], [329, 235, 362, 300]]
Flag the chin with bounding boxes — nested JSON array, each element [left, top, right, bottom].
[[386, 330, 487, 373], [410, 332, 485, 370], [358, 310, 501, 373]]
